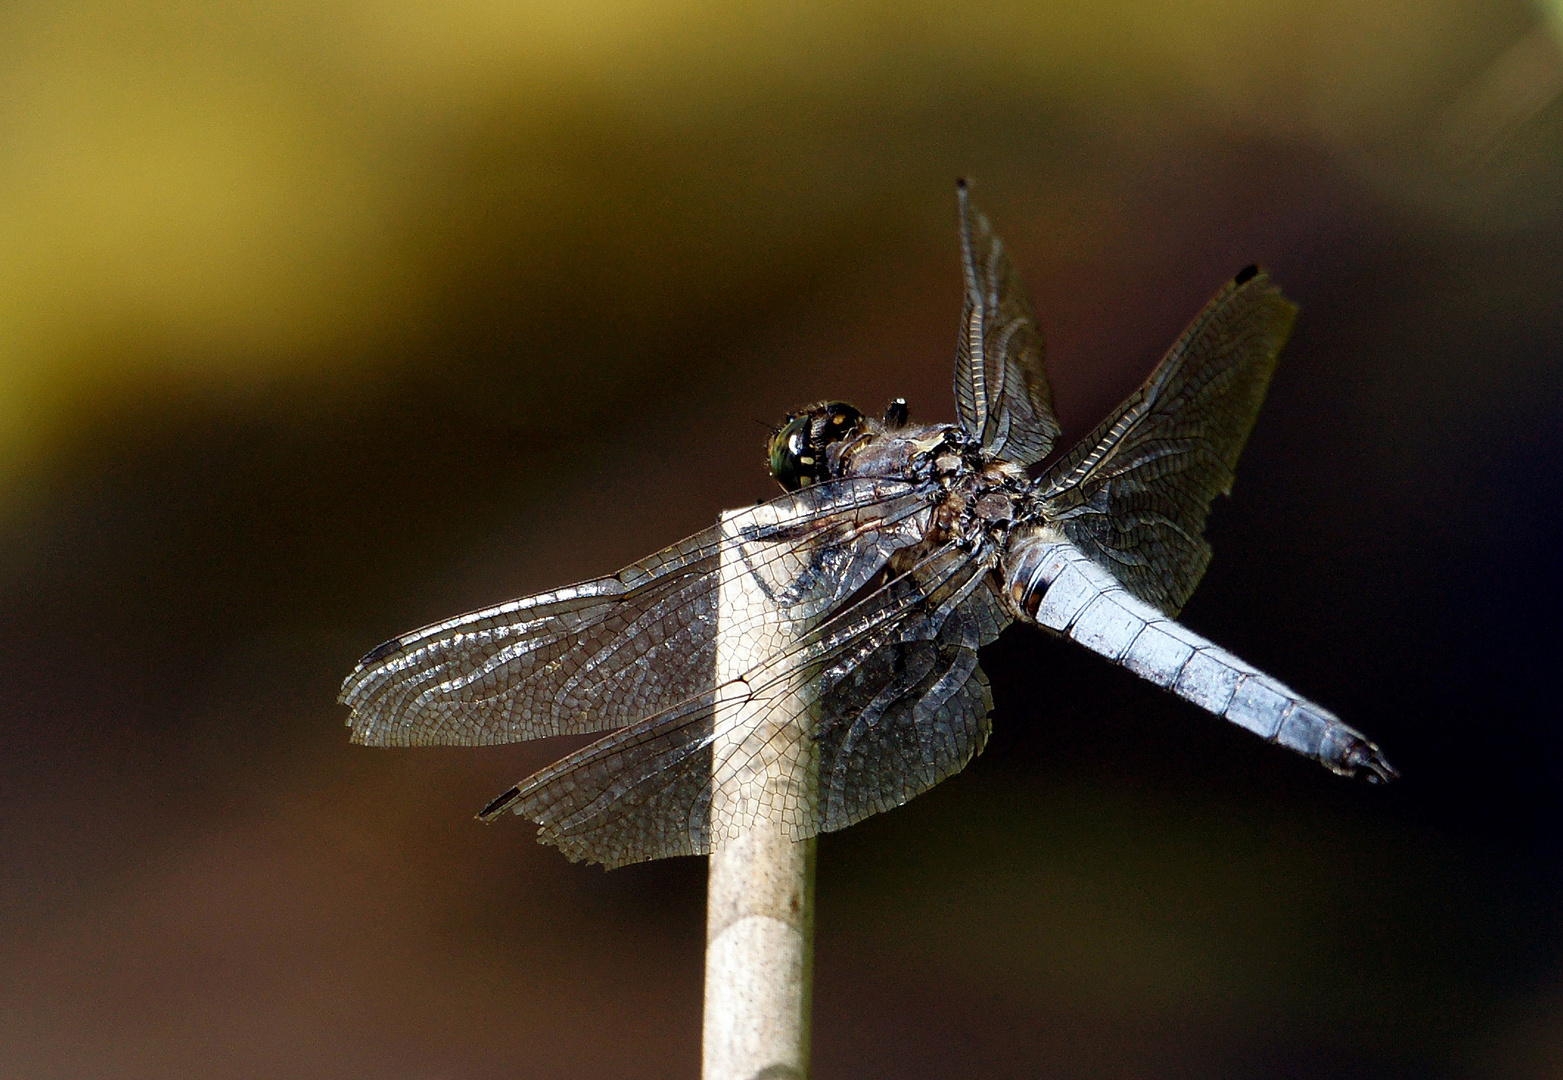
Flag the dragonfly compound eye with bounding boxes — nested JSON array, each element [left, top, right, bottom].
[[768, 402, 863, 490]]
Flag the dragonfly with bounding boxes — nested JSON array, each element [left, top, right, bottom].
[[340, 182, 1396, 869]]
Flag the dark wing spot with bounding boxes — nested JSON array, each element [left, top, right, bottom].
[[359, 636, 403, 666], [1234, 264, 1260, 285], [478, 786, 523, 821]]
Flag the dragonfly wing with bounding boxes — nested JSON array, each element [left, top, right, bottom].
[[952, 181, 1062, 468], [340, 476, 932, 746], [814, 568, 1008, 833], [1035, 266, 1297, 616], [482, 543, 1004, 868]]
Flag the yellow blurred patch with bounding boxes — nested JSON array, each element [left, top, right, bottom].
[[0, 0, 1547, 497]]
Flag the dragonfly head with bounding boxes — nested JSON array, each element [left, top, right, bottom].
[[768, 401, 864, 491]]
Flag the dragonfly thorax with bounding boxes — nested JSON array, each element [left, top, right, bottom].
[[833, 418, 1031, 548], [931, 449, 1031, 548]]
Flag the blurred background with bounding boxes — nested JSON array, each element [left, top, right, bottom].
[[2, 0, 1561, 1076]]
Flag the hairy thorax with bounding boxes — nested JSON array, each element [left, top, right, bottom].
[[836, 421, 1032, 563]]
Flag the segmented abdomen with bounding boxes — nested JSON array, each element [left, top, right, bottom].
[[1002, 532, 1394, 781]]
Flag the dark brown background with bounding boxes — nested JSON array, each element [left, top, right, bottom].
[[2, 1, 1562, 1076]]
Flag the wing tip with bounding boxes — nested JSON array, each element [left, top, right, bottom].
[[1227, 264, 1300, 337], [339, 636, 404, 704], [357, 635, 404, 667], [477, 785, 524, 822]]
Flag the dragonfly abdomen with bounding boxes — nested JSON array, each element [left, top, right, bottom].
[[1003, 532, 1396, 782]]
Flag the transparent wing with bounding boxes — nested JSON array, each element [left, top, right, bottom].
[[479, 543, 1008, 868], [953, 181, 1062, 467], [814, 573, 1008, 833], [340, 477, 933, 747], [1033, 266, 1298, 616]]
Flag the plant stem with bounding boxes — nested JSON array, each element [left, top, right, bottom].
[[702, 508, 816, 1080]]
